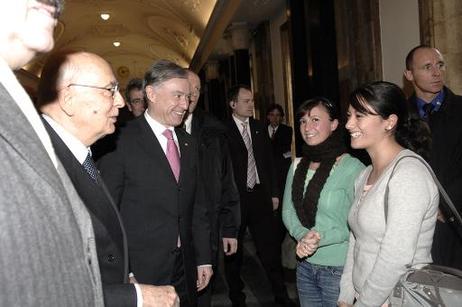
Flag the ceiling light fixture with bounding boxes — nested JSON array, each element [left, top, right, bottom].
[[113, 41, 121, 47], [100, 13, 110, 21]]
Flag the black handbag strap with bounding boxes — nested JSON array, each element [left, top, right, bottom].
[[384, 155, 462, 228]]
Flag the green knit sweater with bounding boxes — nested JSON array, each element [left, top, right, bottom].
[[282, 154, 364, 266]]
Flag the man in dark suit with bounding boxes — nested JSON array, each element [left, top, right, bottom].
[[404, 45, 462, 269], [183, 70, 241, 306], [98, 60, 212, 306], [266, 103, 293, 242], [224, 85, 294, 307], [37, 51, 179, 307], [0, 2, 104, 305], [125, 78, 147, 118]]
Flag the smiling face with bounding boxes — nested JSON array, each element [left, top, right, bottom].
[[146, 77, 190, 127], [0, 0, 63, 68], [299, 104, 338, 146], [345, 101, 391, 152]]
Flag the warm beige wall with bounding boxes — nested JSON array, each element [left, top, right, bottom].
[[430, 0, 462, 94], [379, 0, 420, 90]]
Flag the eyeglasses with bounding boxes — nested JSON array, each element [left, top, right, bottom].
[[130, 98, 145, 105], [67, 82, 120, 98]]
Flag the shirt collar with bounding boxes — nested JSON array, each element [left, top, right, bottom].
[[183, 113, 193, 134], [144, 111, 175, 137], [42, 114, 90, 164], [416, 90, 444, 118]]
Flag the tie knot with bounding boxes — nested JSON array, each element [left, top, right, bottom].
[[423, 103, 435, 116], [162, 129, 174, 140]]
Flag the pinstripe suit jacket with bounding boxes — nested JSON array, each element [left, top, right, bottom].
[[0, 84, 103, 306]]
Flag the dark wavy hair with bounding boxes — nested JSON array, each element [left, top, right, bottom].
[[349, 81, 431, 160]]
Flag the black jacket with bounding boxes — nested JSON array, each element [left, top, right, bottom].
[[226, 117, 278, 215], [44, 119, 136, 307], [269, 123, 293, 198], [98, 116, 210, 304], [409, 86, 462, 268], [190, 110, 240, 264]]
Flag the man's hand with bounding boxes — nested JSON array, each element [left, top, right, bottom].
[[196, 266, 213, 291], [271, 197, 279, 211], [222, 237, 238, 255], [296, 230, 321, 258], [139, 284, 179, 307]]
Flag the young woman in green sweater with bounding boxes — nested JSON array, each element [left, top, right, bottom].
[[283, 97, 364, 307]]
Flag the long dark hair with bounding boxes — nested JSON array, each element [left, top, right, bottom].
[[349, 81, 431, 160]]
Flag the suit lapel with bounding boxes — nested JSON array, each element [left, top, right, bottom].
[[228, 119, 247, 151], [249, 119, 261, 155], [44, 119, 117, 230], [137, 117, 179, 184], [0, 85, 64, 196], [176, 128, 192, 186], [190, 112, 201, 136], [44, 119, 129, 280]]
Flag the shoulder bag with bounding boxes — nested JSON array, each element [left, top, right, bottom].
[[384, 155, 462, 307]]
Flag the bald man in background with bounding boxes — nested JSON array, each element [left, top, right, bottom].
[[183, 70, 240, 306]]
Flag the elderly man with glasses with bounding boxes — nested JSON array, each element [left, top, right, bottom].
[[37, 51, 179, 307]]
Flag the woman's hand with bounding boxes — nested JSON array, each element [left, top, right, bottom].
[[337, 301, 352, 307], [296, 230, 321, 258]]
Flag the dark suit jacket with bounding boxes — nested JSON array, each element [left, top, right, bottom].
[[43, 119, 136, 307], [98, 116, 210, 303], [409, 86, 462, 268], [269, 124, 293, 198], [190, 110, 240, 264], [226, 117, 278, 215]]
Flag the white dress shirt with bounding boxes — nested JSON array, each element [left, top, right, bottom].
[[144, 111, 180, 155], [183, 113, 193, 134]]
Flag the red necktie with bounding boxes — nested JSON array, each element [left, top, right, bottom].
[[162, 129, 180, 182]]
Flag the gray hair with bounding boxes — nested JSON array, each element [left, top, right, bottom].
[[144, 60, 187, 88]]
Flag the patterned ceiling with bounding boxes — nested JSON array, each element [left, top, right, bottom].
[[22, 0, 285, 87]]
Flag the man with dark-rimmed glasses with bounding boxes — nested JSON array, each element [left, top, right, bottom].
[[125, 78, 147, 118], [37, 50, 180, 307]]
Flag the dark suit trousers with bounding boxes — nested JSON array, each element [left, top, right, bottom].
[[224, 186, 287, 304], [171, 248, 193, 307]]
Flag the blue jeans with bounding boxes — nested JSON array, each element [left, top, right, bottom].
[[296, 261, 343, 307]]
